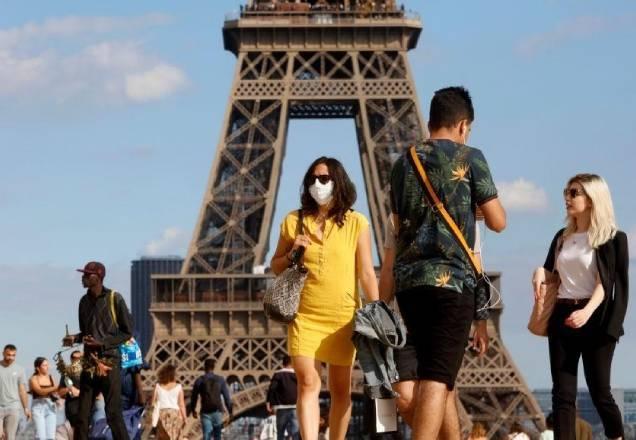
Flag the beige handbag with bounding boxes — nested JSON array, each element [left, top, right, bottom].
[[263, 209, 308, 324], [528, 237, 562, 337], [527, 280, 559, 336]]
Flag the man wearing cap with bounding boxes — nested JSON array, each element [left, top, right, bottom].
[[62, 261, 133, 440]]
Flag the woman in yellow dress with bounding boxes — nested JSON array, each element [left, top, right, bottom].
[[270, 156, 379, 440]]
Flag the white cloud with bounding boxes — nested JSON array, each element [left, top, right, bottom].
[[0, 15, 186, 104], [0, 14, 171, 49], [0, 50, 49, 95], [143, 227, 189, 257], [516, 14, 636, 58], [125, 64, 188, 102], [497, 178, 548, 212]]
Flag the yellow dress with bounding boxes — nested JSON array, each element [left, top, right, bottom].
[[279, 210, 369, 366]]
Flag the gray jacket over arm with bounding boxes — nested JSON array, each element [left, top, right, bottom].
[[352, 300, 407, 399]]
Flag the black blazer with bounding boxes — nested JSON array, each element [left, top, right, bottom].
[[543, 229, 629, 340]]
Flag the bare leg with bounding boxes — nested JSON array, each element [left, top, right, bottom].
[[327, 363, 353, 440], [392, 380, 417, 427], [411, 379, 449, 439], [438, 389, 460, 440], [292, 356, 322, 440]]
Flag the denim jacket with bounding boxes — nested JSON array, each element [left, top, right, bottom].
[[352, 301, 407, 399]]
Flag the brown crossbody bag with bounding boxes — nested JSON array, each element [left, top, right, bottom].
[[407, 146, 483, 277]]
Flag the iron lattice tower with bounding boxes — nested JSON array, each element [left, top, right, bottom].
[[144, 2, 545, 437]]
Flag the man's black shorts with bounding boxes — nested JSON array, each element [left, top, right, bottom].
[[395, 285, 474, 390]]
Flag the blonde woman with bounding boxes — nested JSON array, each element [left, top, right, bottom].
[[152, 364, 187, 439], [270, 157, 379, 440], [532, 174, 628, 440]]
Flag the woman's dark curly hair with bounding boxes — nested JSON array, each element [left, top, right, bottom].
[[300, 157, 357, 227]]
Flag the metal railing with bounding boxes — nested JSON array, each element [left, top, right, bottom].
[[151, 273, 274, 306], [225, 5, 421, 25]]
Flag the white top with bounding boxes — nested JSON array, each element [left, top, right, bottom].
[[540, 430, 554, 440], [556, 232, 597, 300], [0, 362, 26, 409], [509, 433, 530, 440], [155, 383, 181, 410]]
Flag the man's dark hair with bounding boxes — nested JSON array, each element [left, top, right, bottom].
[[70, 350, 82, 360], [301, 156, 357, 227], [204, 359, 216, 372], [428, 86, 474, 131], [3, 344, 16, 352], [282, 355, 292, 366]]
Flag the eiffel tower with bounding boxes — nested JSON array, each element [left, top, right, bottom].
[[144, 1, 545, 437]]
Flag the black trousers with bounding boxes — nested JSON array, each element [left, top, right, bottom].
[[76, 363, 130, 440], [64, 396, 81, 428], [548, 303, 623, 439]]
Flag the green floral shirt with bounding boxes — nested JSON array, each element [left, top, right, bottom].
[[390, 139, 497, 303]]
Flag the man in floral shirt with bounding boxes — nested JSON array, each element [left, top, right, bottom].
[[390, 86, 506, 438]]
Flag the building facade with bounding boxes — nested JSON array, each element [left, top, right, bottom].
[[130, 257, 183, 355]]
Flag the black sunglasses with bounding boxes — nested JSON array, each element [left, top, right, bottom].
[[309, 174, 332, 185], [563, 188, 585, 199]]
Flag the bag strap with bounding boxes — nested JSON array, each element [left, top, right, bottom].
[[296, 209, 304, 236], [287, 209, 306, 266], [408, 145, 483, 276], [109, 290, 118, 328]]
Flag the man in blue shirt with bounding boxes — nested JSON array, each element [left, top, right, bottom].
[[189, 359, 233, 440]]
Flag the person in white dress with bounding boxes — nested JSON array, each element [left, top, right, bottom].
[[151, 365, 186, 440]]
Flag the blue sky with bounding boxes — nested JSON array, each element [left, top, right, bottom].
[[1, 1, 634, 390]]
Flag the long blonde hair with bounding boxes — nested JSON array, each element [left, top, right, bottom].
[[564, 173, 617, 248]]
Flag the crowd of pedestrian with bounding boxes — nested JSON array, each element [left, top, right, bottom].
[[1, 262, 234, 440], [2, 84, 629, 440]]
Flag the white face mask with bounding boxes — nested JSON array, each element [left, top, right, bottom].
[[309, 179, 334, 206]]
